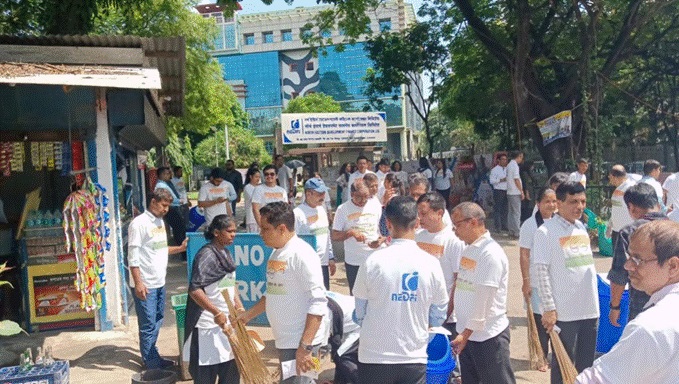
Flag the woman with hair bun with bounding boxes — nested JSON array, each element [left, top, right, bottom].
[[183, 215, 243, 383]]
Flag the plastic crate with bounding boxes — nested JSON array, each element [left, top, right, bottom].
[[0, 360, 69, 384], [426, 334, 455, 384], [596, 274, 630, 353]]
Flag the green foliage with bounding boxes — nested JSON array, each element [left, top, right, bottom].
[[284, 93, 342, 113], [0, 262, 23, 337], [194, 127, 271, 169], [164, 131, 193, 178]]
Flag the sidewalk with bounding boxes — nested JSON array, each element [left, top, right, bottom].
[[0, 225, 614, 383]]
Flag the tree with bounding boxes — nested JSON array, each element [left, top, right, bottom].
[[364, 22, 450, 157], [194, 126, 272, 168], [284, 92, 342, 113]]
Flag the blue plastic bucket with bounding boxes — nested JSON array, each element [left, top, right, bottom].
[[187, 206, 205, 232], [596, 274, 630, 353], [427, 333, 455, 384]]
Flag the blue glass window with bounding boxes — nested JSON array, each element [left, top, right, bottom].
[[379, 18, 391, 32], [282, 30, 293, 42], [263, 31, 274, 44], [301, 28, 313, 40], [321, 29, 332, 38], [244, 34, 255, 45]]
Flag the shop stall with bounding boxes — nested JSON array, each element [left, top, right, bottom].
[[0, 35, 185, 332]]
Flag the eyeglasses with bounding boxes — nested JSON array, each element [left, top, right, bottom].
[[626, 254, 659, 267], [453, 218, 471, 228], [264, 172, 276, 176]]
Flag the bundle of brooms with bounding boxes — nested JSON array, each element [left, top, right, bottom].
[[525, 300, 548, 370], [221, 289, 275, 384], [549, 329, 579, 384]]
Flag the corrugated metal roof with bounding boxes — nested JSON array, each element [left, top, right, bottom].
[[0, 35, 185, 116], [0, 63, 162, 89]]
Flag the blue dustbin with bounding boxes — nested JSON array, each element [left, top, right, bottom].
[[596, 273, 630, 353], [427, 333, 456, 384], [187, 206, 205, 232]]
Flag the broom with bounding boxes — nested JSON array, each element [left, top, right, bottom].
[[549, 329, 579, 384], [221, 289, 274, 384], [525, 299, 548, 370]]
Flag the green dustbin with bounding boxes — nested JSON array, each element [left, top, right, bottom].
[[171, 293, 190, 380]]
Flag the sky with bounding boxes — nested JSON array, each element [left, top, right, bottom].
[[200, 0, 423, 16]]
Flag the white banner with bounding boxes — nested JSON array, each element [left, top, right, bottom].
[[281, 112, 387, 145], [538, 110, 572, 146]]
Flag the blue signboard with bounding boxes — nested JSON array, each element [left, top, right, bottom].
[[186, 232, 316, 325]]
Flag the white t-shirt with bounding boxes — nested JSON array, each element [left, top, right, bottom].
[[375, 170, 389, 186], [265, 236, 329, 349], [277, 165, 293, 194], [506, 160, 522, 195], [489, 165, 507, 190], [348, 170, 375, 189], [421, 168, 433, 180], [519, 216, 550, 288], [415, 228, 465, 322], [663, 173, 679, 210], [569, 171, 587, 188], [454, 232, 510, 342], [198, 180, 237, 225], [641, 176, 664, 206], [243, 183, 258, 226], [171, 176, 188, 204], [294, 203, 331, 266], [196, 272, 237, 329], [251, 184, 288, 208], [353, 239, 448, 364], [326, 291, 360, 335], [433, 168, 453, 190], [127, 210, 168, 289], [610, 178, 636, 231], [332, 199, 382, 266], [533, 215, 599, 321]]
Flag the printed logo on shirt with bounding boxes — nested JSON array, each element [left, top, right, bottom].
[[217, 273, 236, 290], [459, 256, 477, 271], [612, 189, 624, 197], [306, 215, 319, 224], [149, 240, 168, 251], [266, 260, 288, 295], [311, 227, 329, 236], [209, 187, 226, 194], [264, 192, 285, 199], [391, 272, 418, 302], [417, 242, 444, 258], [347, 212, 363, 221], [150, 226, 165, 236], [559, 234, 594, 268]]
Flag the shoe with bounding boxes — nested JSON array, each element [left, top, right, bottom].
[[159, 358, 176, 369]]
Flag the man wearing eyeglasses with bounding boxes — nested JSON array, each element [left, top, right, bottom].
[[533, 181, 599, 384], [607, 183, 668, 327], [576, 220, 679, 384], [252, 164, 289, 228]]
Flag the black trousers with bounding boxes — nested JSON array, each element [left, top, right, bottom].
[[188, 328, 240, 384], [164, 206, 186, 245], [346, 263, 360, 295], [493, 189, 508, 231], [436, 188, 452, 210], [358, 362, 426, 384], [322, 265, 330, 290], [458, 326, 516, 384], [550, 318, 598, 384], [533, 313, 550, 359]]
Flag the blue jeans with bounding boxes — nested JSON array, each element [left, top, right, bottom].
[[134, 286, 166, 368]]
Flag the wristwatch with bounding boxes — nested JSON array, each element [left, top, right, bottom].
[[609, 303, 621, 310], [299, 342, 314, 352]]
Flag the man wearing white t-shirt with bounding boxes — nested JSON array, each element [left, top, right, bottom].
[[640, 159, 665, 209], [569, 158, 589, 188], [577, 220, 679, 384], [252, 164, 289, 227], [375, 158, 390, 187], [409, 174, 454, 229], [451, 202, 515, 384], [662, 170, 679, 210], [332, 180, 382, 294], [295, 178, 336, 290], [506, 150, 524, 238], [489, 154, 509, 232], [275, 155, 295, 201], [198, 168, 237, 226], [607, 165, 636, 248], [347, 155, 375, 188], [353, 196, 449, 384], [415, 192, 464, 334], [128, 188, 188, 369], [534, 181, 599, 384], [239, 202, 328, 384]]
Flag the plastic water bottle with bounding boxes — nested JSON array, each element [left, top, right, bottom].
[[42, 210, 53, 227], [52, 210, 63, 226]]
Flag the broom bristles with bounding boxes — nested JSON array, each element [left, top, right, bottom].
[[525, 300, 548, 370], [221, 289, 275, 384], [549, 330, 579, 384]]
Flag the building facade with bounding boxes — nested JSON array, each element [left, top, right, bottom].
[[197, 1, 422, 163]]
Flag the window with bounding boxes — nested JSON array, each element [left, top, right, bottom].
[[305, 61, 314, 71], [321, 29, 331, 38], [300, 28, 313, 40], [379, 18, 391, 32], [262, 31, 274, 44], [289, 63, 298, 72], [244, 33, 255, 45], [282, 29, 293, 42], [339, 27, 346, 36]]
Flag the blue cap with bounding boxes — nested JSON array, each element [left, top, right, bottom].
[[304, 177, 329, 193]]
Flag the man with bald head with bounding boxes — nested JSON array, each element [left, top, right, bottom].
[[607, 164, 636, 248]]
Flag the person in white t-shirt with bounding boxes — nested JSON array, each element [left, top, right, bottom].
[[569, 158, 589, 188], [295, 177, 336, 290], [640, 159, 665, 210], [239, 202, 328, 384], [243, 167, 261, 233], [489, 154, 509, 232], [198, 168, 237, 226], [432, 159, 454, 210], [534, 181, 599, 384], [451, 202, 515, 384], [275, 155, 295, 201], [128, 188, 188, 369], [415, 192, 465, 334], [662, 170, 679, 211], [607, 165, 636, 247], [409, 174, 454, 229], [348, 155, 376, 189], [375, 158, 391, 187], [184, 215, 243, 382], [506, 150, 525, 238], [518, 187, 557, 371], [353, 196, 449, 384], [390, 160, 410, 193], [577, 220, 679, 384], [251, 164, 289, 227], [332, 180, 383, 294]]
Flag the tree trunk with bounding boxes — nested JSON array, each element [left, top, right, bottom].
[[424, 120, 434, 158]]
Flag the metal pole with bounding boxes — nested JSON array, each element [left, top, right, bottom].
[[224, 124, 230, 160]]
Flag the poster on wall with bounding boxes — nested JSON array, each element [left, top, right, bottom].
[[281, 112, 388, 145], [538, 110, 572, 145], [27, 262, 94, 324]]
